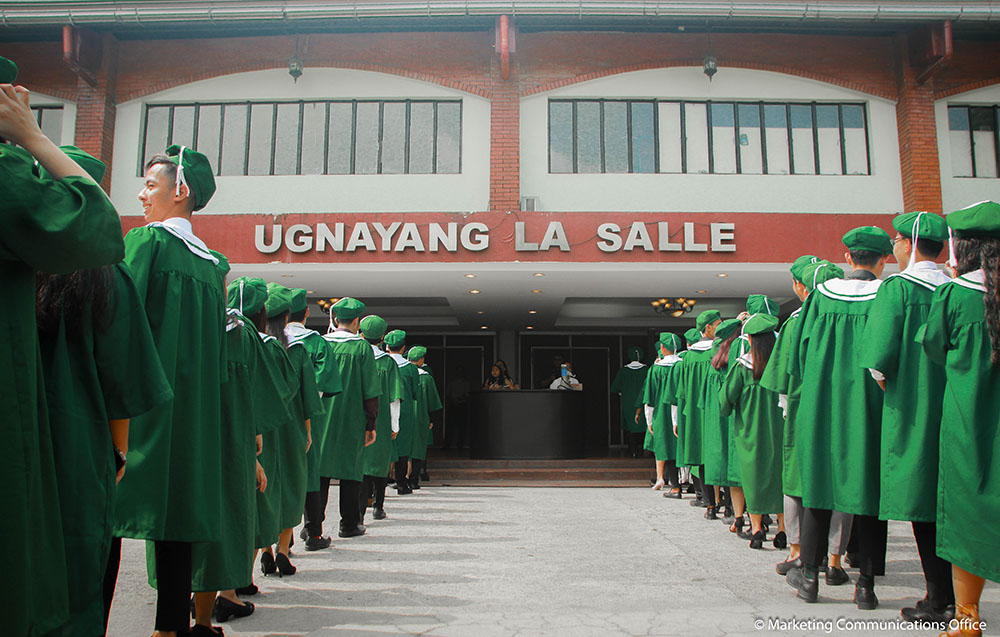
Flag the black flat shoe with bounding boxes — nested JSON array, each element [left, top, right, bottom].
[[853, 581, 878, 610], [411, 482, 421, 490], [776, 557, 802, 575], [826, 566, 850, 586], [304, 535, 332, 551], [749, 530, 765, 549], [900, 598, 955, 623], [189, 625, 225, 636], [234, 584, 258, 597], [338, 524, 366, 538], [373, 508, 387, 520], [786, 567, 818, 603], [275, 552, 296, 577], [704, 507, 718, 521], [663, 489, 682, 499], [689, 498, 706, 508], [772, 531, 788, 549], [214, 597, 254, 622], [260, 551, 276, 576]]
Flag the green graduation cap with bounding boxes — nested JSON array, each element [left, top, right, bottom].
[[658, 332, 681, 353], [38, 146, 106, 183], [802, 260, 845, 292], [948, 201, 1000, 238], [790, 255, 820, 284], [332, 296, 366, 321], [696, 309, 722, 331], [715, 318, 742, 342], [384, 329, 407, 349], [360, 315, 388, 341], [743, 313, 780, 336], [265, 282, 294, 318], [227, 277, 268, 316], [290, 288, 308, 314], [684, 328, 702, 345], [893, 211, 949, 243], [209, 249, 230, 279], [746, 294, 780, 317], [0, 55, 17, 83], [407, 345, 427, 361], [165, 144, 216, 212], [842, 226, 892, 255], [626, 346, 643, 362]]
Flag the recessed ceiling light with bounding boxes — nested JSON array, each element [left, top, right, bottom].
[[717, 273, 729, 278], [307, 290, 314, 294], [696, 290, 707, 294], [480, 325, 488, 330], [533, 272, 545, 277], [281, 274, 294, 278], [465, 273, 476, 278], [476, 311, 484, 315], [526, 326, 534, 330], [469, 289, 481, 294], [531, 289, 542, 294], [528, 310, 537, 314]]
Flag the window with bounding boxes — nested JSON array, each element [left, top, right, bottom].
[[548, 99, 870, 176], [948, 105, 1000, 178], [139, 99, 463, 176], [32, 105, 64, 143]]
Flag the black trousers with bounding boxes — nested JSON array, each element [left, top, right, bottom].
[[665, 460, 680, 489], [103, 536, 122, 631], [361, 475, 389, 517], [698, 466, 716, 507], [410, 459, 425, 488], [801, 508, 887, 581], [626, 432, 644, 456], [152, 540, 192, 631], [913, 521, 955, 609], [339, 479, 362, 530], [394, 457, 410, 489], [304, 476, 331, 538]]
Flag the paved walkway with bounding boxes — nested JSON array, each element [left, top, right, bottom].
[[108, 486, 998, 636]]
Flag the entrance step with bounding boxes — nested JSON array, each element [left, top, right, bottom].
[[420, 456, 654, 488]]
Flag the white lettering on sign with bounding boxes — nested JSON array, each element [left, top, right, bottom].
[[253, 220, 735, 255]]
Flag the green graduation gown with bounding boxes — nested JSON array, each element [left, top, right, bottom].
[[191, 310, 289, 592], [277, 342, 323, 529], [286, 323, 342, 492], [410, 367, 438, 460], [670, 339, 715, 468], [789, 276, 884, 515], [611, 362, 649, 433], [254, 334, 296, 548], [421, 366, 443, 453], [858, 263, 950, 523], [721, 354, 784, 514], [761, 307, 804, 498], [317, 330, 381, 482], [921, 270, 1000, 582], [643, 356, 679, 461], [40, 264, 172, 636], [363, 345, 403, 477], [1, 144, 124, 637], [390, 353, 420, 462], [702, 339, 743, 487], [637, 372, 656, 454], [114, 222, 227, 543]]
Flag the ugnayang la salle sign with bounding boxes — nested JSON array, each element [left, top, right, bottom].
[[254, 220, 736, 254]]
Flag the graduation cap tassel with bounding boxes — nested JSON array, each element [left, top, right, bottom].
[[909, 211, 926, 271], [948, 228, 958, 269], [175, 145, 188, 198], [328, 308, 335, 334], [238, 279, 245, 315]]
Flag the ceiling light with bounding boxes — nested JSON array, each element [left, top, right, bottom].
[[528, 310, 537, 314], [716, 273, 729, 278], [531, 289, 542, 294], [465, 273, 476, 278], [307, 290, 314, 294], [533, 272, 545, 277], [281, 274, 294, 278], [696, 290, 707, 294], [476, 311, 484, 315], [469, 289, 481, 294], [526, 326, 534, 330], [480, 325, 488, 330]]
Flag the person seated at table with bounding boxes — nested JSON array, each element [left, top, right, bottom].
[[550, 362, 583, 391], [483, 363, 515, 390], [495, 359, 520, 389]]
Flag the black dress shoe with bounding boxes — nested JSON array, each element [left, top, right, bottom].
[[373, 508, 387, 520], [704, 507, 718, 520], [900, 598, 955, 623], [685, 484, 697, 494], [260, 552, 276, 576], [275, 552, 296, 577], [420, 470, 430, 481], [663, 489, 682, 499], [786, 567, 819, 603], [826, 566, 850, 586], [396, 486, 413, 495], [214, 596, 255, 622], [772, 531, 788, 549], [304, 535, 332, 551], [234, 584, 258, 597], [690, 498, 707, 508], [189, 624, 225, 636], [411, 482, 421, 490], [749, 530, 765, 549], [722, 513, 735, 526], [338, 524, 366, 538], [776, 558, 802, 575], [853, 580, 878, 610]]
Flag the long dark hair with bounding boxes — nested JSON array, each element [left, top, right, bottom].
[[750, 331, 777, 380], [711, 333, 738, 370], [981, 237, 1000, 367], [955, 237, 981, 276], [266, 310, 290, 348], [36, 266, 117, 335]]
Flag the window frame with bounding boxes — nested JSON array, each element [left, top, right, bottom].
[[946, 103, 1000, 179]]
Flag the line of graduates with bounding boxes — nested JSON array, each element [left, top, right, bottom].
[[633, 209, 1000, 637], [3, 53, 444, 637]]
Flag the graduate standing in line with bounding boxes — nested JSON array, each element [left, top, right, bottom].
[[671, 310, 722, 512], [721, 313, 786, 550], [109, 145, 226, 637], [611, 346, 650, 458], [642, 333, 683, 496], [786, 226, 893, 610], [359, 316, 403, 521], [674, 328, 702, 494], [859, 212, 955, 624], [2, 55, 127, 636], [310, 298, 380, 540], [764, 258, 853, 585], [385, 330, 420, 494], [704, 318, 743, 523], [921, 201, 1000, 637], [264, 283, 323, 575], [408, 346, 443, 489]]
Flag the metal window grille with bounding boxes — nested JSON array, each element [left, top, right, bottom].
[[138, 99, 463, 177], [548, 99, 871, 177]]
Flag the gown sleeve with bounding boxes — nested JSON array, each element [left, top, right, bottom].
[[297, 349, 325, 421], [858, 278, 906, 379], [249, 331, 294, 434], [122, 227, 159, 301], [920, 284, 953, 366], [788, 294, 816, 380], [719, 363, 744, 418]]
